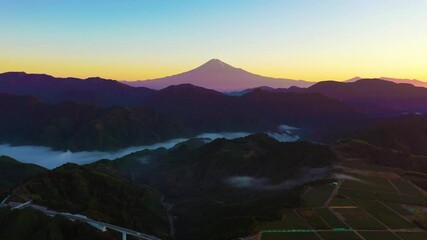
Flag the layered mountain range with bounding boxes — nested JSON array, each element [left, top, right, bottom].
[[347, 76, 427, 88], [1, 62, 427, 150], [1, 61, 427, 240], [235, 79, 427, 116]]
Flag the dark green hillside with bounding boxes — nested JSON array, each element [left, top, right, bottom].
[[352, 115, 427, 155], [95, 134, 336, 187], [0, 85, 364, 151], [91, 147, 168, 183], [0, 93, 189, 151], [11, 163, 170, 239], [88, 138, 210, 183], [332, 115, 427, 173], [91, 134, 337, 240], [166, 135, 335, 240], [0, 207, 116, 240], [0, 156, 46, 196], [58, 107, 188, 151], [333, 139, 427, 173]]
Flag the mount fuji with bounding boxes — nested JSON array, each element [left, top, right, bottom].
[[122, 59, 313, 91]]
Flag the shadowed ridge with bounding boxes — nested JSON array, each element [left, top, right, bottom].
[[0, 72, 156, 107]]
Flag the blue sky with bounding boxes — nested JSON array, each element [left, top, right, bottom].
[[1, 0, 426, 81]]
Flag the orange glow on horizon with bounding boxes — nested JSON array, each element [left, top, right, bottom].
[[1, 57, 426, 83], [1, 1, 426, 83]]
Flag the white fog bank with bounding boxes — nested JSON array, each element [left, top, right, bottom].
[[0, 132, 254, 169], [0, 127, 300, 169], [0, 138, 186, 169]]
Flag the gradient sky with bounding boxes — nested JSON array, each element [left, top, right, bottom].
[[1, 0, 426, 81]]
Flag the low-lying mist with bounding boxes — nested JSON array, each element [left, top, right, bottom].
[[0, 138, 185, 169], [0, 126, 301, 169], [226, 167, 331, 191], [0, 132, 251, 169]]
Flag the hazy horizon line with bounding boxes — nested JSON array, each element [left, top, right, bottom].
[[2, 58, 426, 84]]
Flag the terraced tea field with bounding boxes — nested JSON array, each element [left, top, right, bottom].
[[255, 162, 427, 240]]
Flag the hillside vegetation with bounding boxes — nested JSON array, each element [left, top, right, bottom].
[[11, 163, 170, 239], [0, 93, 188, 151], [0, 207, 117, 240], [91, 134, 337, 240], [0, 156, 46, 196], [332, 115, 427, 173]]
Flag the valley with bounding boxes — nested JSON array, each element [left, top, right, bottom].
[[0, 129, 299, 169], [1, 131, 426, 240], [2, 1, 427, 239], [1, 71, 427, 240]]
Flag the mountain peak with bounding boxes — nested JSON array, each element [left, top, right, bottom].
[[345, 76, 362, 82], [206, 58, 226, 65], [123, 59, 313, 91], [198, 59, 233, 70]]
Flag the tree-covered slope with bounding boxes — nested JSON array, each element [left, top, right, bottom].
[[332, 115, 427, 173], [0, 155, 46, 196], [11, 163, 170, 239], [91, 134, 337, 240], [0, 93, 188, 151], [0, 207, 117, 240]]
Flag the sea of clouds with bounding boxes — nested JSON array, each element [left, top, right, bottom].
[[0, 125, 301, 169], [0, 132, 252, 169]]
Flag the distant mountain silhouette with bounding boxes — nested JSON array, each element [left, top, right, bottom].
[[0, 72, 155, 107], [122, 59, 314, 91], [306, 79, 427, 115], [141, 84, 362, 132], [346, 76, 427, 88], [233, 79, 427, 116], [226, 86, 294, 96]]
